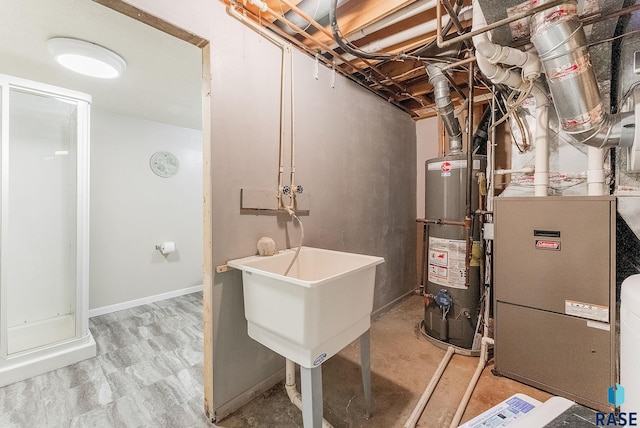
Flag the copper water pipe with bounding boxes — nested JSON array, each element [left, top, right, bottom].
[[440, 56, 477, 72], [417, 218, 466, 227], [464, 60, 474, 288]]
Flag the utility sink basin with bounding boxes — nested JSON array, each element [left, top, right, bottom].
[[228, 247, 384, 368]]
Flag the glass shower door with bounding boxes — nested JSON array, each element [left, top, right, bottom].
[[0, 76, 90, 362]]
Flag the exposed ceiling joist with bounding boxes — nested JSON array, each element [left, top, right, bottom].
[[222, 0, 637, 121], [221, 0, 478, 120]]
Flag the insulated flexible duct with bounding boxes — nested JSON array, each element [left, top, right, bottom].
[[427, 63, 463, 154], [530, 2, 634, 148]]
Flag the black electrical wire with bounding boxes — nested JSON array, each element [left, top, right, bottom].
[[329, 0, 395, 61], [329, 0, 467, 63]]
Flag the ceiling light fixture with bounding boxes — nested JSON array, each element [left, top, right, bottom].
[[47, 37, 126, 79]]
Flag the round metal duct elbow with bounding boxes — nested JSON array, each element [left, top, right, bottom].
[[427, 64, 463, 154], [530, 3, 634, 148]]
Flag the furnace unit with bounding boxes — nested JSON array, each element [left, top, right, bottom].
[[493, 196, 616, 412]]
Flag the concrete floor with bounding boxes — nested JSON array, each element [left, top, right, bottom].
[[219, 294, 552, 427]]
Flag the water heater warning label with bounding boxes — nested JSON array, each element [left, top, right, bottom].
[[428, 237, 466, 289]]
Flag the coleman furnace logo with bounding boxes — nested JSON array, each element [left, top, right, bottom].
[[535, 240, 560, 251]]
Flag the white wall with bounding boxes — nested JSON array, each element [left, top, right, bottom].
[[89, 109, 203, 309], [416, 117, 440, 218]]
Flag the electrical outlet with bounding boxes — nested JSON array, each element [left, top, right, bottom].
[[483, 223, 494, 240]]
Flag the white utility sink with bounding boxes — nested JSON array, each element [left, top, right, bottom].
[[228, 246, 384, 368]]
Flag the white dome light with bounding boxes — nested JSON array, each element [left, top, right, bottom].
[[47, 38, 126, 79]]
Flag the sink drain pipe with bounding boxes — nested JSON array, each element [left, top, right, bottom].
[[449, 336, 494, 427], [448, 285, 493, 428], [285, 359, 333, 428], [403, 346, 455, 428]]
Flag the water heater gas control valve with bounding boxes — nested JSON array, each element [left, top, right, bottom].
[[435, 289, 452, 308]]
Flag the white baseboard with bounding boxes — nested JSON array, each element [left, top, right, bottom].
[[89, 284, 203, 318]]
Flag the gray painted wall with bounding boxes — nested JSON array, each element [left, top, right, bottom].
[[210, 18, 417, 414], [416, 118, 440, 218], [122, 0, 416, 418]]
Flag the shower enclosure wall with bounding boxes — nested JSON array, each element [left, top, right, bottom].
[[0, 74, 95, 387]]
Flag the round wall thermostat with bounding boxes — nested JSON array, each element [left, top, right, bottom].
[[150, 151, 179, 178]]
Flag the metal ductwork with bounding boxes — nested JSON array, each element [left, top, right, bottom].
[[530, 2, 634, 148], [427, 63, 463, 154]]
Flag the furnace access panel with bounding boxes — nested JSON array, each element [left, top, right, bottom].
[[493, 196, 616, 412]]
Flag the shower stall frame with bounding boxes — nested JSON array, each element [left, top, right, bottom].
[[0, 74, 95, 387]]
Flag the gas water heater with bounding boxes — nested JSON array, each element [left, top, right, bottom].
[[423, 153, 486, 351]]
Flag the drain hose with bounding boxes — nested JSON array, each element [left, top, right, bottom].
[[284, 212, 304, 276]]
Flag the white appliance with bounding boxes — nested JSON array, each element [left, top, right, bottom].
[[621, 274, 640, 413]]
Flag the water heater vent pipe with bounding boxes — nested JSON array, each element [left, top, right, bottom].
[[427, 63, 463, 154]]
